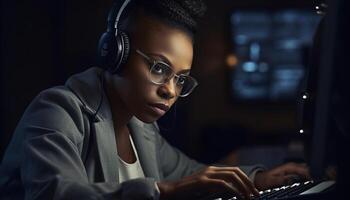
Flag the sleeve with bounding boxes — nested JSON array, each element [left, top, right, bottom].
[[238, 165, 266, 183], [153, 124, 206, 181], [17, 88, 159, 200], [152, 124, 265, 183]]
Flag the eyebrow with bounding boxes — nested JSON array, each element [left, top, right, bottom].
[[148, 53, 191, 75]]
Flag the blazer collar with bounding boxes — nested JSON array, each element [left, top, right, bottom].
[[65, 67, 112, 121], [129, 117, 161, 180], [65, 67, 160, 180], [90, 117, 161, 182]]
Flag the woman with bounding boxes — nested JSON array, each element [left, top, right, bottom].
[[0, 0, 310, 199]]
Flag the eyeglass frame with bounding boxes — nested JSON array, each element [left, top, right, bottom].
[[135, 49, 198, 97]]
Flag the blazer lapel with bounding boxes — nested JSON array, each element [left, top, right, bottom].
[[128, 117, 160, 181], [93, 119, 119, 182], [65, 68, 121, 182]]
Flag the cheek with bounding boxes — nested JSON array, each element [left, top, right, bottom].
[[168, 97, 178, 109], [125, 65, 149, 93], [129, 67, 161, 100], [125, 70, 156, 105], [131, 73, 155, 97], [134, 84, 156, 104]]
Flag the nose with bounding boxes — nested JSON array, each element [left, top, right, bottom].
[[157, 78, 177, 100]]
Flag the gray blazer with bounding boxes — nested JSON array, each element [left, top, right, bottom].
[[0, 67, 262, 200]]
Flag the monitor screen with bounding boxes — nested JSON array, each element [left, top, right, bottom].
[[229, 10, 321, 102]]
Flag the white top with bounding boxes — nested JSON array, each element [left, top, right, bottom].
[[118, 135, 145, 183]]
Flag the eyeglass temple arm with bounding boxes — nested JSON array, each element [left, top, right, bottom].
[[136, 49, 152, 62]]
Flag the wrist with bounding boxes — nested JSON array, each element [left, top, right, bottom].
[[157, 181, 176, 200]]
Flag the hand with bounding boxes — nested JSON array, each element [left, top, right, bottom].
[[157, 166, 260, 200], [325, 165, 337, 180], [254, 162, 311, 190]]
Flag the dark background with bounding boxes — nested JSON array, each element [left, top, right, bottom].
[[0, 0, 317, 167]]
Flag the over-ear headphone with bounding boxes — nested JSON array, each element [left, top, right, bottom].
[[97, 0, 132, 74]]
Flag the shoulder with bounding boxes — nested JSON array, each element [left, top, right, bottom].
[[19, 85, 91, 145], [37, 86, 83, 108], [30, 86, 86, 121], [25, 67, 105, 133]]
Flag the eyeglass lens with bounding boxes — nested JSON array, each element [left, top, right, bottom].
[[149, 62, 196, 97]]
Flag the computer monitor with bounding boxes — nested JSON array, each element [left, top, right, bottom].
[[304, 0, 349, 197], [229, 9, 321, 103]]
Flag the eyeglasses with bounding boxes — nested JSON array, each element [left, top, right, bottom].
[[135, 49, 198, 97]]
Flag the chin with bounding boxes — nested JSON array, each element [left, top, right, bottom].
[[135, 113, 160, 124]]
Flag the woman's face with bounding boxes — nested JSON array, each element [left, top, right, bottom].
[[111, 15, 194, 123]]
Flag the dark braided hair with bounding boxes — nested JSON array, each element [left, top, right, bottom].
[[121, 0, 207, 38]]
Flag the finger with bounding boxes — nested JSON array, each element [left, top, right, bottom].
[[232, 168, 260, 196], [264, 174, 287, 188], [273, 163, 307, 177], [206, 178, 243, 199], [283, 163, 311, 179], [213, 167, 260, 196], [299, 163, 308, 167], [283, 174, 305, 185], [208, 171, 253, 199]]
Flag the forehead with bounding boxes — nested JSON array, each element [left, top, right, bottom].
[[130, 15, 194, 72]]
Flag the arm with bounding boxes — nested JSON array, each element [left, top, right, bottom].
[[154, 124, 264, 182], [152, 126, 260, 199], [155, 128, 206, 181]]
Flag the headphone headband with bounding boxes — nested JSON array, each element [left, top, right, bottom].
[[107, 0, 131, 33], [115, 0, 131, 30]]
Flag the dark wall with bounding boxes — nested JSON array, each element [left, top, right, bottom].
[[0, 0, 114, 158]]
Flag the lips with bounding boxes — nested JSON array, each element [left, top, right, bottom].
[[148, 103, 170, 116]]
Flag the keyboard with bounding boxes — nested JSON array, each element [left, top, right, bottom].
[[212, 180, 335, 200]]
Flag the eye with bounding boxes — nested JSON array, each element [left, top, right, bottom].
[[177, 76, 187, 86], [152, 63, 165, 75]]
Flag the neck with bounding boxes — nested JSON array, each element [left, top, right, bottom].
[[104, 72, 132, 136]]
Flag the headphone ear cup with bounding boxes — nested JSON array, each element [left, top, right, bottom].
[[109, 31, 130, 74], [97, 31, 129, 74], [97, 31, 119, 72], [120, 31, 130, 65]]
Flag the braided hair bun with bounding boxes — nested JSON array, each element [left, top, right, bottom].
[[136, 0, 207, 35]]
